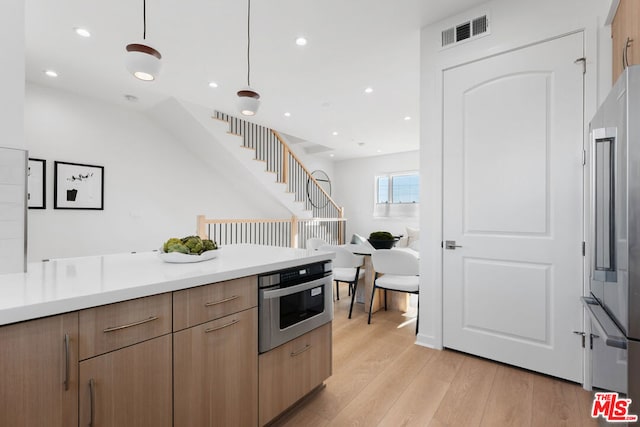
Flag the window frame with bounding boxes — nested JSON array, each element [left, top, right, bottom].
[[375, 171, 420, 205]]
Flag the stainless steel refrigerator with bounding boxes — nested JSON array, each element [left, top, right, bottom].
[[583, 65, 640, 419]]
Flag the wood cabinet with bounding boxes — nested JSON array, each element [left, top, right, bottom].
[[258, 322, 332, 426], [0, 312, 79, 427], [174, 308, 258, 427], [79, 334, 173, 427], [78, 294, 173, 427], [612, 0, 640, 82], [0, 272, 332, 426]]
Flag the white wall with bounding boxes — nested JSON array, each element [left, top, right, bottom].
[[333, 151, 419, 240], [418, 0, 612, 348], [25, 84, 288, 261], [0, 0, 24, 151]]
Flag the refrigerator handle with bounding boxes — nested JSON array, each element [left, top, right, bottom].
[[581, 297, 627, 349], [590, 127, 618, 283]]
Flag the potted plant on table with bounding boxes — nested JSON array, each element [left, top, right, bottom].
[[368, 231, 398, 249]]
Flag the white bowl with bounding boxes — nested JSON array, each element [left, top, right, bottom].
[[158, 248, 219, 263]]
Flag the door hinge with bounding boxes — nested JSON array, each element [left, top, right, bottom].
[[441, 241, 444, 248], [573, 331, 586, 348], [575, 57, 586, 74], [582, 241, 586, 256]]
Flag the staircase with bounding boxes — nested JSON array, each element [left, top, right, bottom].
[[148, 98, 343, 221]]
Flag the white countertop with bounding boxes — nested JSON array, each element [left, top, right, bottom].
[[0, 244, 333, 326]]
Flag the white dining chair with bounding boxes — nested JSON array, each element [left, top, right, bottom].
[[369, 249, 419, 333], [306, 238, 328, 251], [318, 245, 365, 318]]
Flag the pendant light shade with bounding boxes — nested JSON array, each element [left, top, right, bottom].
[[125, 43, 162, 81], [237, 0, 261, 115], [237, 88, 260, 116], [126, 0, 162, 81]]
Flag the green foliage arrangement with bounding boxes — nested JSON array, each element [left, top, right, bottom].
[[162, 235, 218, 255], [368, 231, 394, 241]]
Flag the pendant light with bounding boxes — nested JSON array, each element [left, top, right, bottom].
[[237, 0, 260, 116], [125, 0, 162, 81]]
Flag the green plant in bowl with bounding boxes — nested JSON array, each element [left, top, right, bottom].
[[368, 231, 398, 249]]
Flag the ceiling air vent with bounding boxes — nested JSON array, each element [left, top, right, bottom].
[[472, 15, 488, 36], [456, 22, 471, 42], [442, 28, 455, 47], [440, 13, 490, 48]]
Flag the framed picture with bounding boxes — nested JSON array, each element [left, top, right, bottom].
[[28, 158, 46, 209], [54, 161, 104, 210]]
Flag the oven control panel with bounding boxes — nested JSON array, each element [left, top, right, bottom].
[[259, 261, 331, 288]]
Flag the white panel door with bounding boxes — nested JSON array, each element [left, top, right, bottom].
[[443, 33, 584, 382]]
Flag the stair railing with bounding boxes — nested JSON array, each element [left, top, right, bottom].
[[213, 111, 343, 219], [197, 215, 346, 248]]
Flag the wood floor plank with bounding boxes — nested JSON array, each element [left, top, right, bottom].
[[479, 365, 534, 427], [305, 330, 413, 421], [377, 350, 457, 427], [530, 372, 587, 427], [429, 354, 499, 427], [329, 345, 435, 426]]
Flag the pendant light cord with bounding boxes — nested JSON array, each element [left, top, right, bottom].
[[143, 0, 147, 40], [247, 0, 251, 87]]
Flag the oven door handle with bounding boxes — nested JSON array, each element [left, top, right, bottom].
[[262, 276, 330, 300], [581, 296, 627, 349]]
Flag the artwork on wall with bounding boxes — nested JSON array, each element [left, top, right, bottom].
[[27, 158, 46, 209], [54, 161, 104, 210]]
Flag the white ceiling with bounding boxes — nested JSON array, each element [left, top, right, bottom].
[[25, 0, 488, 160]]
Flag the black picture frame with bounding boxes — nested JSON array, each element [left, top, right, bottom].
[[28, 158, 46, 209], [54, 161, 104, 210]]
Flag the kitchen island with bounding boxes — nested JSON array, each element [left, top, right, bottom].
[[0, 244, 334, 427]]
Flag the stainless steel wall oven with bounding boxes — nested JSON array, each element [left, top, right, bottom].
[[258, 261, 333, 353]]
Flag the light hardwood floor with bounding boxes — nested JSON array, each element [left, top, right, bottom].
[[270, 285, 598, 427]]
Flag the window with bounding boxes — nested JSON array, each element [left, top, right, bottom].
[[376, 172, 419, 204]]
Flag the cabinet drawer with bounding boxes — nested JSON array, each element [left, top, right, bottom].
[[258, 322, 332, 426], [79, 293, 172, 360], [173, 275, 257, 331]]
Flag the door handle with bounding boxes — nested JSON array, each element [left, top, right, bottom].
[[445, 240, 462, 250]]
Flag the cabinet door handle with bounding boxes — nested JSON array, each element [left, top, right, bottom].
[[63, 333, 70, 391], [290, 344, 311, 357], [102, 316, 158, 333], [204, 295, 239, 307], [89, 378, 96, 427], [205, 319, 239, 333]]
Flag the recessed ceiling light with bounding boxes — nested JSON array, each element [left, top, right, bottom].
[[208, 81, 219, 88], [295, 37, 308, 46], [404, 116, 411, 121], [377, 150, 382, 153], [329, 154, 335, 157], [284, 112, 291, 117], [332, 131, 338, 136], [364, 87, 373, 94], [44, 70, 58, 78], [74, 27, 91, 38]]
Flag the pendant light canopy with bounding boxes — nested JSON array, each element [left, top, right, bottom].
[[125, 0, 162, 81], [237, 0, 260, 115]]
